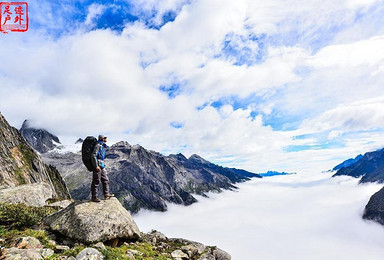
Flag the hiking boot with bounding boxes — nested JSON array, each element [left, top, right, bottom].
[[91, 197, 101, 203], [104, 194, 114, 200]]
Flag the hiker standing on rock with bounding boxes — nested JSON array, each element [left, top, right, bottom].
[[91, 135, 114, 202]]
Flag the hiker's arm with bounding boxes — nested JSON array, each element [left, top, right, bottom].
[[91, 143, 100, 171]]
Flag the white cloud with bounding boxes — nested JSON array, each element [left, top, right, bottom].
[[84, 4, 106, 27], [135, 172, 384, 260], [310, 36, 384, 68], [1, 0, 384, 173], [128, 0, 191, 26]]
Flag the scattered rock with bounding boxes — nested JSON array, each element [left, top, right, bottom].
[[14, 236, 42, 249], [41, 248, 55, 257], [0, 183, 53, 207], [2, 248, 44, 259], [213, 248, 232, 260], [48, 199, 74, 209], [181, 244, 199, 258], [126, 249, 143, 256], [93, 242, 106, 250], [48, 239, 57, 246], [171, 249, 189, 260], [198, 252, 216, 260], [55, 245, 71, 252], [45, 198, 141, 243], [149, 230, 167, 241], [76, 248, 104, 260]]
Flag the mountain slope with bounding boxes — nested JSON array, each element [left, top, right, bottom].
[[332, 154, 363, 172], [332, 148, 384, 183], [363, 186, 384, 225], [42, 141, 261, 213], [0, 112, 70, 200]]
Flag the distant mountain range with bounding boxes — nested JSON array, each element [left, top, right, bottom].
[[259, 171, 296, 177], [19, 120, 262, 213], [332, 147, 384, 183]]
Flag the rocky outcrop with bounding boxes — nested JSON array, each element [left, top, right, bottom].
[[0, 229, 231, 260], [363, 186, 384, 225], [142, 230, 231, 260], [42, 141, 260, 213], [44, 197, 141, 243], [332, 148, 384, 183], [0, 112, 70, 200], [19, 119, 61, 154], [0, 183, 53, 207]]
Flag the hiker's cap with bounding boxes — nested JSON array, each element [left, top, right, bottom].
[[98, 134, 107, 140]]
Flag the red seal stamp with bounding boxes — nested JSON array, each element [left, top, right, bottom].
[[0, 2, 28, 33]]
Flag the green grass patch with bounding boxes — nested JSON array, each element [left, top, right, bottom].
[[0, 225, 52, 248], [97, 242, 171, 260], [0, 202, 57, 228]]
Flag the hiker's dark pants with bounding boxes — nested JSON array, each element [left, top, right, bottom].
[[91, 168, 110, 198]]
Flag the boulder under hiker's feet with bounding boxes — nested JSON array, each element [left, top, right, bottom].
[[92, 197, 101, 203], [105, 194, 114, 199]]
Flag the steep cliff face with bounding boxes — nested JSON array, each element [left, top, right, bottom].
[[0, 112, 70, 200], [19, 120, 60, 154], [42, 141, 260, 213], [363, 186, 384, 225]]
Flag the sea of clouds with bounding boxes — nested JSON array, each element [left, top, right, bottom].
[[135, 172, 384, 260]]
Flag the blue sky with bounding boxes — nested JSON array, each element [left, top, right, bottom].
[[1, 0, 384, 173]]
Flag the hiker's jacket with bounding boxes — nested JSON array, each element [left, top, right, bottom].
[[91, 140, 108, 169]]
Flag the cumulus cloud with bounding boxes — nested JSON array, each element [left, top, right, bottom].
[[84, 4, 106, 27], [300, 96, 384, 133], [1, 0, 384, 173], [135, 172, 384, 260]]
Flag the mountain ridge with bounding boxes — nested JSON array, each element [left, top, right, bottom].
[[332, 147, 384, 183], [41, 140, 261, 213]]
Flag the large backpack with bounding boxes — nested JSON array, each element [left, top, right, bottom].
[[81, 136, 97, 172]]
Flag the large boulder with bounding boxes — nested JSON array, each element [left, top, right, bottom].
[[44, 198, 141, 243], [363, 186, 384, 225], [0, 182, 53, 206]]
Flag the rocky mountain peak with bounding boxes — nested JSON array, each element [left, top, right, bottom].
[[188, 154, 210, 164], [168, 153, 188, 162], [113, 141, 132, 148], [19, 120, 61, 154]]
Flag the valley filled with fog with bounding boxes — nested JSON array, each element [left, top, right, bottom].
[[136, 172, 384, 260]]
